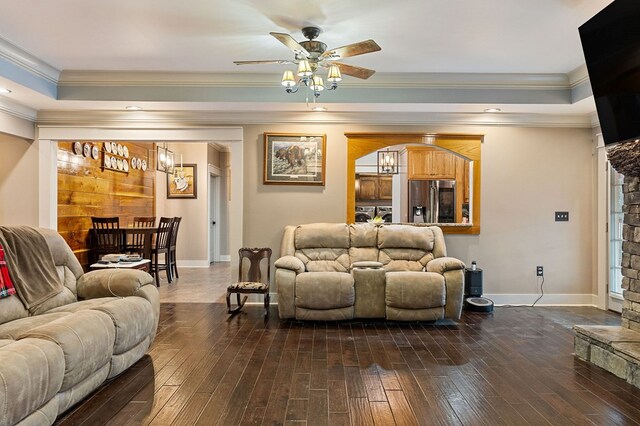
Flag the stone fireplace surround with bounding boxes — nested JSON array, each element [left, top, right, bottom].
[[574, 140, 640, 387]]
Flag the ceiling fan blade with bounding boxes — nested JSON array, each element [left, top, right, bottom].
[[320, 39, 381, 60], [269, 32, 310, 57], [332, 62, 376, 79], [233, 60, 294, 65]]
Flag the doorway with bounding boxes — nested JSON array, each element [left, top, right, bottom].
[[209, 170, 221, 263]]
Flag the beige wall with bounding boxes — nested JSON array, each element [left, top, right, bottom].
[[0, 133, 39, 226], [242, 124, 594, 298], [156, 142, 210, 265]]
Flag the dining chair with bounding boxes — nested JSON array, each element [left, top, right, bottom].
[[150, 217, 174, 287], [227, 247, 272, 316], [127, 216, 156, 257], [133, 216, 156, 228], [91, 216, 121, 262], [168, 217, 182, 280]]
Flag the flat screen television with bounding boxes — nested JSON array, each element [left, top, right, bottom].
[[579, 0, 640, 145]]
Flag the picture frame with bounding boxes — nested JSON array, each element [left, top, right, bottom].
[[167, 163, 197, 199], [263, 133, 326, 185]]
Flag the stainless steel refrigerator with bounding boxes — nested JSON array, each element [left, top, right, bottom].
[[408, 180, 456, 223]]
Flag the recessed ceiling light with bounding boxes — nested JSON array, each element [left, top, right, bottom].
[[484, 108, 501, 113], [0, 88, 12, 94], [312, 106, 327, 112], [125, 106, 142, 111]]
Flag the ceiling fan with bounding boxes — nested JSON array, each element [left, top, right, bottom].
[[234, 26, 381, 97]]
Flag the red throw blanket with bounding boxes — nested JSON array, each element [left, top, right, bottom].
[[0, 244, 16, 298]]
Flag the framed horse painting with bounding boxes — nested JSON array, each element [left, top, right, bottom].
[[263, 133, 326, 185]]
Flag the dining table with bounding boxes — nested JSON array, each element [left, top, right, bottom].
[[89, 227, 157, 264]]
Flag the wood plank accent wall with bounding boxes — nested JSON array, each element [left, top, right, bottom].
[[57, 141, 156, 268]]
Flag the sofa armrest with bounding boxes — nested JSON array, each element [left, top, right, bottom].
[[77, 269, 155, 299], [426, 257, 465, 275], [275, 255, 305, 274]]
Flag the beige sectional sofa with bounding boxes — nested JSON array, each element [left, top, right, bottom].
[[0, 227, 159, 426], [275, 223, 465, 321]]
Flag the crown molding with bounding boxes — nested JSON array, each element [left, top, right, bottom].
[[59, 70, 572, 90], [35, 109, 593, 128], [0, 37, 60, 84], [209, 142, 230, 152], [0, 98, 37, 121], [568, 64, 589, 88]]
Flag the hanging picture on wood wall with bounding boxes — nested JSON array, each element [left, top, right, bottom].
[[167, 163, 197, 199], [263, 133, 326, 185]]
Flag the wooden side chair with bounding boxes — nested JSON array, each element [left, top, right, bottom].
[[168, 217, 182, 280], [91, 216, 121, 262], [133, 216, 156, 228], [227, 247, 272, 316], [150, 217, 174, 287], [126, 216, 156, 257]]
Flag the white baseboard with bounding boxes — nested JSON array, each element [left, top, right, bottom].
[[219, 255, 230, 262], [177, 260, 210, 268], [484, 293, 597, 306]]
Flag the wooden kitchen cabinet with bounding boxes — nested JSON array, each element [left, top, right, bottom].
[[407, 147, 456, 179], [378, 176, 393, 200], [356, 175, 378, 200], [355, 174, 393, 201]]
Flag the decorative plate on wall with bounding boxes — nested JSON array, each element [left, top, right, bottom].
[[105, 142, 112, 153], [110, 142, 117, 153], [73, 141, 82, 155], [141, 160, 147, 171], [117, 158, 123, 170], [83, 143, 91, 157], [123, 159, 129, 172], [117, 144, 124, 156], [137, 158, 142, 169], [123, 146, 129, 158], [104, 155, 112, 169], [130, 157, 137, 169], [91, 145, 99, 160]]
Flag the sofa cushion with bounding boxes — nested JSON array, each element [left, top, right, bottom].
[[349, 223, 378, 247], [294, 223, 350, 249], [90, 297, 155, 355], [378, 225, 434, 251], [295, 272, 355, 310], [0, 295, 28, 326], [379, 249, 433, 272], [0, 312, 71, 340], [18, 310, 115, 392], [0, 338, 64, 426], [349, 247, 379, 264], [385, 272, 445, 309], [296, 248, 350, 273], [46, 297, 118, 314]]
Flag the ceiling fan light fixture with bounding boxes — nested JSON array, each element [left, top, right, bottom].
[[281, 70, 296, 87], [297, 60, 312, 77], [310, 75, 325, 91], [327, 65, 342, 82]]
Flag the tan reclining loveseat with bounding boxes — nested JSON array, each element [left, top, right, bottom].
[[275, 223, 465, 321], [0, 227, 160, 426]]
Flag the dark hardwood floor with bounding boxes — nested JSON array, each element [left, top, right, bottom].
[[55, 303, 636, 425]]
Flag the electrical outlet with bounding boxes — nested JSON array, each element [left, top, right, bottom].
[[555, 211, 569, 222], [536, 266, 544, 276]]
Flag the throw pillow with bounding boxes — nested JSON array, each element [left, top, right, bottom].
[[0, 244, 16, 298]]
